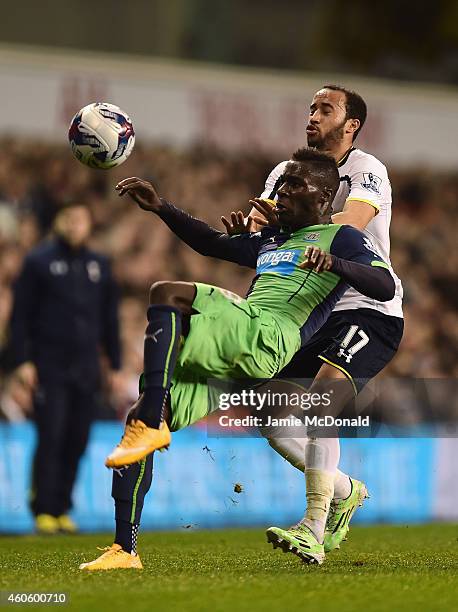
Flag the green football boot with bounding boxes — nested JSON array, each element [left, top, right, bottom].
[[324, 478, 369, 553], [266, 521, 325, 565]]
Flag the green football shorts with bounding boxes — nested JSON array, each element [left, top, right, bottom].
[[167, 282, 300, 431]]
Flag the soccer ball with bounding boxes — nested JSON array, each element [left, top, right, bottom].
[[68, 102, 135, 169]]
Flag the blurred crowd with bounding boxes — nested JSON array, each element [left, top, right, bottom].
[[0, 139, 457, 421]]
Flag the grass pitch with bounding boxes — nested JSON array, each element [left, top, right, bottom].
[[1, 525, 457, 611]]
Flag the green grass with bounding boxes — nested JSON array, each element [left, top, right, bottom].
[[1, 525, 458, 611]]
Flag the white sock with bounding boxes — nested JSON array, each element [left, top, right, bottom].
[[267, 437, 307, 471], [303, 469, 334, 543], [334, 469, 352, 500], [269, 436, 340, 474], [302, 437, 340, 542], [305, 437, 340, 474]]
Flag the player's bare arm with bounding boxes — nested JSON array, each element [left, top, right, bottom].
[[331, 199, 376, 230]]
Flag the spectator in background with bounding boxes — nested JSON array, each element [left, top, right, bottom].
[[9, 201, 122, 534]]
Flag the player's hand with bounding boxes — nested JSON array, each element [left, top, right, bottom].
[[14, 361, 38, 390], [221, 211, 254, 235], [249, 198, 279, 227], [300, 246, 333, 273], [115, 177, 163, 213]]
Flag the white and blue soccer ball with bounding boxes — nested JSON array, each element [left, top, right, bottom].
[[68, 102, 135, 169]]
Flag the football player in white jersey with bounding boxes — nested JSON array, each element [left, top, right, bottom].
[[232, 85, 404, 563]]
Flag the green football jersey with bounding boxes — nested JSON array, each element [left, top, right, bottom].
[[245, 223, 388, 337]]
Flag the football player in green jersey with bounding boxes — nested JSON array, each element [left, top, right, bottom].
[[78, 148, 394, 571]]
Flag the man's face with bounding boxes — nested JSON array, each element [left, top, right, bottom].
[[54, 206, 92, 248], [275, 161, 330, 230], [306, 89, 351, 149]]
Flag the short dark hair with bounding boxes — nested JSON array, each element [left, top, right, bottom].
[[291, 147, 339, 200], [322, 84, 367, 141], [53, 199, 91, 223]]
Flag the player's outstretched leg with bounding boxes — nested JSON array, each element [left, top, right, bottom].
[[105, 281, 195, 467], [80, 451, 154, 570]]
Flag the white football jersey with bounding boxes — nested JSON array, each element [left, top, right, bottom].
[[260, 148, 403, 318]]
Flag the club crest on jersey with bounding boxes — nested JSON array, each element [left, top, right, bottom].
[[303, 232, 320, 242], [256, 249, 300, 276], [361, 172, 382, 195]]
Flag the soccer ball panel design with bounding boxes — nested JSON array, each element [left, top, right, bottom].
[[68, 102, 135, 169]]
